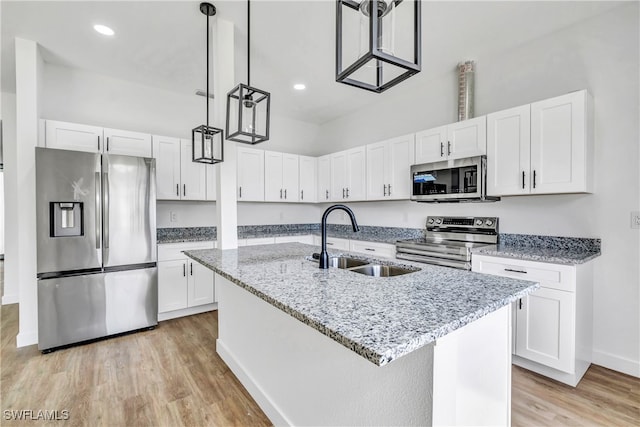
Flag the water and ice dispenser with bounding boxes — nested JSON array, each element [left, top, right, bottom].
[[50, 202, 84, 237]]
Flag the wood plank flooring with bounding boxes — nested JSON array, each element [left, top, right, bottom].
[[1, 277, 638, 425], [1, 304, 272, 426]]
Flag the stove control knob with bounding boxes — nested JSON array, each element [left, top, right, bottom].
[[435, 218, 442, 224], [475, 219, 484, 226], [485, 219, 494, 226], [427, 218, 434, 224]]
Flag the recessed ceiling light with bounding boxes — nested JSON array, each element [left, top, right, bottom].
[[293, 83, 306, 91], [94, 24, 115, 36]]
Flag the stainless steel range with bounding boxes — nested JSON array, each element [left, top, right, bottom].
[[396, 216, 498, 270]]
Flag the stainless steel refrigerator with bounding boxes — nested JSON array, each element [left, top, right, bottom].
[[36, 147, 157, 351]]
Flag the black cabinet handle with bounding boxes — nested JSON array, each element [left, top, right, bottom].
[[388, 184, 391, 196], [183, 184, 186, 197], [301, 190, 304, 200], [326, 190, 329, 200], [518, 298, 522, 310], [342, 188, 345, 198], [365, 248, 375, 252], [285, 189, 287, 199], [447, 141, 451, 156], [383, 184, 387, 196], [106, 137, 110, 152], [176, 184, 179, 197], [440, 142, 444, 157], [97, 136, 100, 151], [190, 263, 193, 276], [522, 171, 525, 189], [505, 268, 527, 274], [183, 263, 186, 277], [280, 189, 283, 199], [239, 186, 242, 198], [533, 170, 537, 188], [346, 188, 349, 198]]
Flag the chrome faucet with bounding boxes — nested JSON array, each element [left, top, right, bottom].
[[319, 204, 360, 269]]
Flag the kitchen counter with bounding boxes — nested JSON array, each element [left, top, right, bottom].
[[184, 243, 538, 366], [472, 234, 601, 265]]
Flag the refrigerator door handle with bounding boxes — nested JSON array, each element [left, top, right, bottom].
[[103, 171, 110, 250], [95, 172, 101, 249]]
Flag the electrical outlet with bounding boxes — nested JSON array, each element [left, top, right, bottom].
[[631, 211, 640, 229], [170, 211, 178, 223]]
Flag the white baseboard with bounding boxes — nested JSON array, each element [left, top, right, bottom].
[[216, 339, 290, 427], [593, 349, 640, 378], [157, 303, 217, 322], [2, 294, 19, 305], [16, 330, 38, 348]]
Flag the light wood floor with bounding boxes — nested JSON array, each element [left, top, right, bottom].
[[1, 295, 639, 425]]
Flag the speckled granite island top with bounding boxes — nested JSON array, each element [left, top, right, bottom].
[[184, 243, 539, 366]]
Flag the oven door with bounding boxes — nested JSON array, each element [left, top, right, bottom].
[[410, 156, 484, 202]]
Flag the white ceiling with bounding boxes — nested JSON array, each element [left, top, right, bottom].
[[1, 1, 624, 124]]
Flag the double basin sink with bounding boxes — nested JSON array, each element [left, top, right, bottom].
[[315, 255, 419, 277]]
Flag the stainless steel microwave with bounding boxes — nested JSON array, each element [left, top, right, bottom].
[[410, 156, 499, 203]]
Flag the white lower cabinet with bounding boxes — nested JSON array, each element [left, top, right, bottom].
[[157, 241, 216, 321], [349, 240, 395, 259], [472, 255, 593, 386], [274, 235, 314, 244]]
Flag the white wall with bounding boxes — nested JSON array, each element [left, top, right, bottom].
[[318, 4, 640, 376], [1, 91, 17, 304]]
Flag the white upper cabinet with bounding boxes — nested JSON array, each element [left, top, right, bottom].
[[415, 116, 486, 164], [45, 120, 103, 153], [153, 135, 182, 200], [331, 147, 366, 201], [44, 120, 152, 157], [298, 155, 317, 203], [366, 134, 415, 200], [530, 90, 592, 194], [206, 165, 217, 201], [104, 128, 152, 157], [317, 154, 331, 203], [264, 151, 299, 202], [237, 146, 265, 201], [487, 90, 592, 196], [180, 139, 207, 201], [487, 105, 531, 196]]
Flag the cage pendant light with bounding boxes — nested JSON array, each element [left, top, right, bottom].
[[226, 0, 271, 144], [192, 2, 224, 164], [336, 0, 421, 93]]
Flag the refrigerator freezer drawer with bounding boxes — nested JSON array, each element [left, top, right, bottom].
[[38, 267, 158, 351]]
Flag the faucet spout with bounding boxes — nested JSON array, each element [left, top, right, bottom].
[[319, 204, 360, 269]]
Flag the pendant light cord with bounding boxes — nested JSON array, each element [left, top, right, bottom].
[[206, 10, 210, 127], [247, 0, 250, 87]]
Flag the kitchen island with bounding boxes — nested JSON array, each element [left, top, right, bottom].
[[185, 243, 539, 426]]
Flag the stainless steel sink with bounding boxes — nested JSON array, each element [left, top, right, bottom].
[[326, 256, 369, 269], [349, 264, 418, 277]]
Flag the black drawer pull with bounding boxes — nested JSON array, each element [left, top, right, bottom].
[[504, 268, 527, 274]]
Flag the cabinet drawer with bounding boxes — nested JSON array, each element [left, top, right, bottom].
[[349, 240, 395, 259], [473, 255, 575, 292], [158, 241, 215, 261]]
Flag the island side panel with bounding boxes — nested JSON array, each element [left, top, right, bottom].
[[215, 274, 435, 426], [432, 304, 512, 426]]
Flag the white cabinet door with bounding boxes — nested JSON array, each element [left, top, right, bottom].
[[346, 146, 366, 201], [415, 125, 447, 164], [206, 165, 217, 201], [299, 155, 317, 203], [264, 151, 284, 202], [366, 141, 386, 200], [386, 134, 415, 200], [180, 139, 207, 200], [158, 259, 188, 313], [486, 105, 531, 196], [531, 90, 589, 194], [330, 151, 348, 201], [188, 260, 215, 306], [282, 153, 299, 202], [317, 155, 332, 202], [104, 128, 152, 157], [237, 146, 265, 201], [153, 135, 182, 200], [515, 287, 575, 373], [45, 120, 103, 153], [447, 116, 487, 160]]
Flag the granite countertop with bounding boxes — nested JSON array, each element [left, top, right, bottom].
[[184, 243, 539, 366], [471, 234, 601, 265]]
